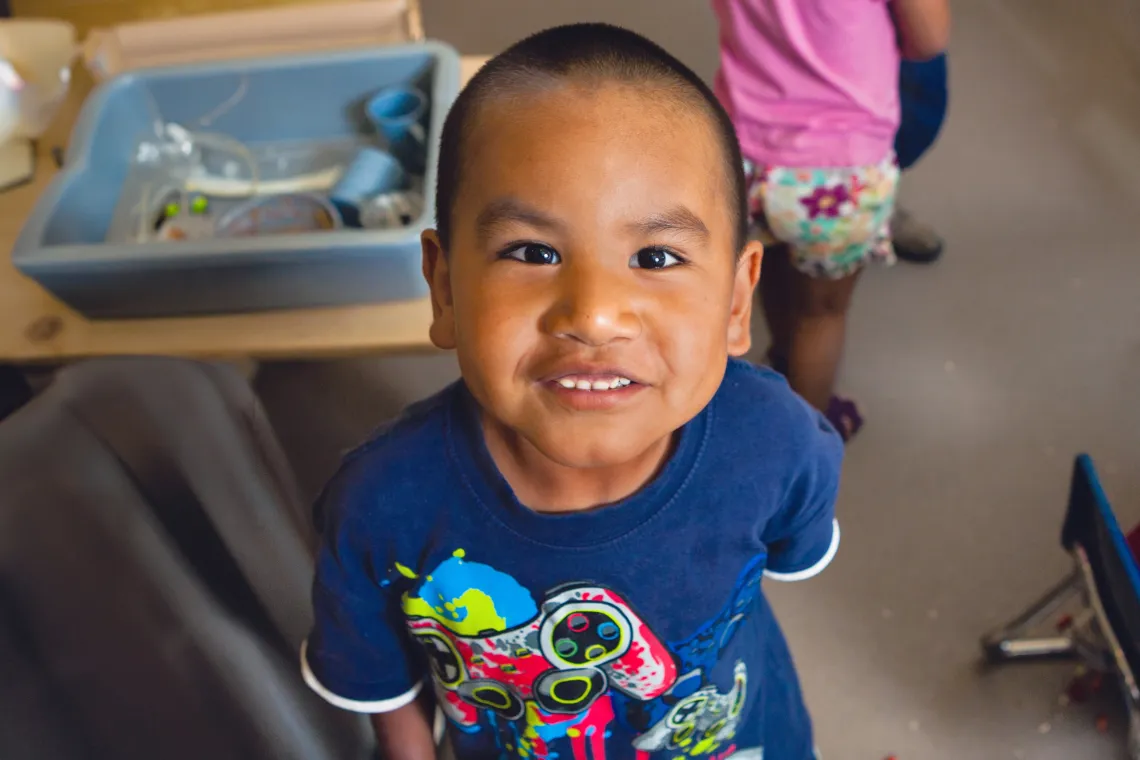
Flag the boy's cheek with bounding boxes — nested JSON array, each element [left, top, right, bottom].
[[453, 307, 532, 378]]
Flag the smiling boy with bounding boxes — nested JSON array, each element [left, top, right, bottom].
[[302, 23, 843, 760]]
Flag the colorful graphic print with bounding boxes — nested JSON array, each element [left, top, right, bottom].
[[617, 554, 767, 760], [396, 550, 767, 760], [632, 661, 747, 757]]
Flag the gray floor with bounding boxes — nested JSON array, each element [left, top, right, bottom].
[[257, 1, 1140, 758]]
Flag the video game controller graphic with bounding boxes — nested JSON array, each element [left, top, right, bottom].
[[407, 584, 678, 725], [632, 661, 748, 753]]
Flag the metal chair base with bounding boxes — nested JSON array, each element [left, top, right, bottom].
[[982, 570, 1082, 664], [981, 553, 1140, 759]]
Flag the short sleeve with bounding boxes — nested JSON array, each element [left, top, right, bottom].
[[301, 475, 425, 713], [762, 410, 844, 581]]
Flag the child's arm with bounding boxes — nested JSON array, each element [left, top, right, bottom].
[[371, 704, 436, 760], [892, 0, 951, 61]]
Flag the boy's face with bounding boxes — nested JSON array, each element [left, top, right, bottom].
[[423, 82, 762, 471]]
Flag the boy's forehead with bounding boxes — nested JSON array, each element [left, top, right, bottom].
[[457, 83, 729, 236], [467, 82, 713, 164]]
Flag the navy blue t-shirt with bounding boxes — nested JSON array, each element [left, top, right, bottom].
[[303, 359, 843, 760]]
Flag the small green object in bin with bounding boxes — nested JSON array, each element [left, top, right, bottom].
[[164, 201, 181, 218], [190, 195, 209, 215]]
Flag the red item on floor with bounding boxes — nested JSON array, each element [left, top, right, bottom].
[[1067, 677, 1090, 704], [1096, 714, 1110, 733]]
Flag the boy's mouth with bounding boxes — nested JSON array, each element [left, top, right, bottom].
[[553, 374, 634, 391], [542, 370, 645, 411]]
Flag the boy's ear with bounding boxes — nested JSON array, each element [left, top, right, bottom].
[[726, 240, 763, 356], [421, 230, 457, 350]]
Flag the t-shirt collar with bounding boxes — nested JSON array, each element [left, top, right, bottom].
[[446, 381, 712, 548]]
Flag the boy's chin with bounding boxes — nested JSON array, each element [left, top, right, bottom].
[[527, 425, 673, 473]]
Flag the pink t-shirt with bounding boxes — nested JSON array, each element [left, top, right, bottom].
[[712, 0, 901, 168]]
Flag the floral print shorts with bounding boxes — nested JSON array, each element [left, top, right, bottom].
[[746, 154, 900, 280]]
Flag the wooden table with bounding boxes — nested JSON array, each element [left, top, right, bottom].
[[0, 55, 487, 363]]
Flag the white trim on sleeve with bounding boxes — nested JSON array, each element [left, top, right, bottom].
[[763, 519, 840, 582], [300, 639, 423, 713]]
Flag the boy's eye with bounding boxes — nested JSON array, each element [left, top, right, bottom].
[[630, 247, 683, 270], [502, 243, 561, 265]]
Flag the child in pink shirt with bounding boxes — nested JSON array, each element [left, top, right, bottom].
[[712, 0, 950, 440]]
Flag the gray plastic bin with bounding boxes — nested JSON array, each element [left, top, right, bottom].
[[12, 42, 460, 319]]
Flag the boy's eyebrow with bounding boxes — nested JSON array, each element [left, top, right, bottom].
[[476, 198, 567, 241], [628, 206, 710, 241]]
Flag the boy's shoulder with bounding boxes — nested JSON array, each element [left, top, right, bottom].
[[316, 382, 462, 527], [715, 358, 837, 449], [704, 359, 843, 504], [345, 382, 458, 465]]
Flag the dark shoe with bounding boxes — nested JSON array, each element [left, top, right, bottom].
[[892, 208, 944, 264], [825, 395, 864, 442]]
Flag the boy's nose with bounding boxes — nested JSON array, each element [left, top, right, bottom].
[[542, 265, 641, 346]]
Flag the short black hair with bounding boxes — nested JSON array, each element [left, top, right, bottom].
[[434, 22, 748, 253]]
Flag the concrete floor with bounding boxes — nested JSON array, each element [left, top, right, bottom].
[[257, 1, 1140, 758]]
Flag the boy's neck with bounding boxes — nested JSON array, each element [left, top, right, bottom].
[[480, 412, 676, 513]]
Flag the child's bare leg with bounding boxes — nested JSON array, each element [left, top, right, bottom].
[[751, 155, 894, 440], [785, 269, 861, 412], [759, 242, 794, 371]]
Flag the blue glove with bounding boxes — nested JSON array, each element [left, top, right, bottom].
[[895, 54, 948, 171]]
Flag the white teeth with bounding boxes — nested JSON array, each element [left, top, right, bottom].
[[556, 376, 633, 391]]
